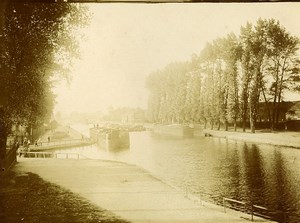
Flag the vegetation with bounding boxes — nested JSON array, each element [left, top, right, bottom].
[[146, 19, 300, 133], [0, 1, 89, 161]]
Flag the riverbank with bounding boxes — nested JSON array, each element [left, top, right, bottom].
[[203, 129, 300, 149], [2, 158, 274, 223]]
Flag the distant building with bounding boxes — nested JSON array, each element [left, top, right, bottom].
[[285, 101, 300, 131], [250, 101, 300, 131], [122, 110, 145, 124], [286, 101, 300, 120], [256, 101, 293, 123]]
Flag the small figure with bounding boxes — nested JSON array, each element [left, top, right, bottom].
[[23, 137, 27, 146], [13, 141, 19, 150], [48, 136, 50, 143]]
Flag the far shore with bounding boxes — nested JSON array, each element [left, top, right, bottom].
[[203, 129, 300, 149], [148, 123, 300, 148]]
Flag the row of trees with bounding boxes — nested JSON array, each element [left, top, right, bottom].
[[0, 1, 89, 162], [146, 19, 300, 133]]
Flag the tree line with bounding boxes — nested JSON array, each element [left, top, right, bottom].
[[146, 19, 300, 133], [0, 1, 89, 160]]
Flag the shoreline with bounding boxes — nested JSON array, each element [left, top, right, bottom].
[[149, 124, 300, 148], [202, 129, 300, 149]]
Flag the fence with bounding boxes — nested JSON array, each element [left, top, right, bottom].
[[186, 188, 292, 222], [223, 197, 274, 221], [23, 139, 95, 153], [19, 151, 88, 159], [36, 139, 88, 147]]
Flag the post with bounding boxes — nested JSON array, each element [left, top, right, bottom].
[[251, 205, 253, 221], [223, 198, 226, 213]]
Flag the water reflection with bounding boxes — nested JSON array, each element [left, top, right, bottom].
[[241, 144, 266, 204], [53, 131, 300, 222]]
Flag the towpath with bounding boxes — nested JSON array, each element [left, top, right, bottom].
[[5, 158, 275, 223], [203, 129, 300, 148]]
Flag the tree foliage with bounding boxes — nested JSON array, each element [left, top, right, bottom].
[[146, 19, 300, 133], [0, 1, 90, 160], [0, 2, 89, 128]]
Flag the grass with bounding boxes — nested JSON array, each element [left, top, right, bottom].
[[0, 171, 130, 223]]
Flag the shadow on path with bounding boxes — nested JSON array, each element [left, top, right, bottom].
[[0, 171, 129, 223]]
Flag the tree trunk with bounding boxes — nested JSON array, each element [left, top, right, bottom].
[[260, 84, 271, 129], [249, 93, 258, 134], [233, 119, 237, 132], [225, 120, 228, 131], [0, 125, 7, 158], [275, 98, 281, 127], [271, 61, 280, 131], [0, 117, 8, 171], [242, 99, 247, 132], [250, 115, 256, 133], [242, 115, 246, 132], [271, 91, 277, 131], [276, 59, 287, 127], [249, 105, 254, 133]]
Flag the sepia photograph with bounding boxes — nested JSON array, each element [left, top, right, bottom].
[[1, 1, 300, 222]]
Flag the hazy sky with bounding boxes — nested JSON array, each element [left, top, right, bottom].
[[54, 3, 300, 114]]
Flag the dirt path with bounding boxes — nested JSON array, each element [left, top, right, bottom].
[[3, 158, 275, 223], [0, 170, 129, 223]]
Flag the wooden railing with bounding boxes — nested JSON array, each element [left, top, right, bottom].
[[185, 188, 288, 222], [19, 151, 89, 160], [18, 139, 95, 153], [223, 197, 273, 221], [33, 139, 91, 147]]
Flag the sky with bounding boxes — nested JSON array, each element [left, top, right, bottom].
[[54, 2, 300, 114]]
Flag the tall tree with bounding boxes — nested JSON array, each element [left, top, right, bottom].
[[146, 70, 163, 123], [146, 18, 300, 134], [239, 22, 255, 132], [200, 42, 218, 129], [0, 1, 89, 166], [184, 56, 202, 123], [264, 19, 300, 129], [225, 34, 241, 131]]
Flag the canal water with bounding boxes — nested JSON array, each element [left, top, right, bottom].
[[55, 126, 300, 223]]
